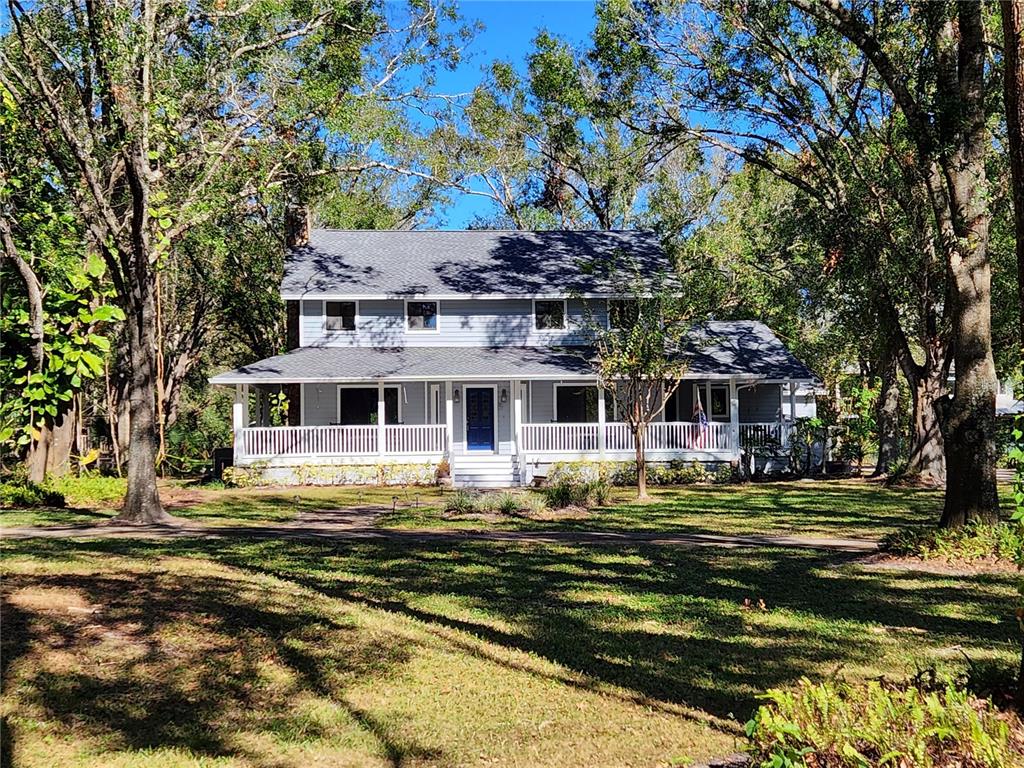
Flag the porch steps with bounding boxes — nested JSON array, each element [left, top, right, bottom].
[[451, 454, 521, 488]]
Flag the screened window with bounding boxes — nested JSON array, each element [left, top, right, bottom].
[[534, 300, 566, 330], [406, 301, 438, 331], [608, 299, 639, 329], [325, 301, 356, 332], [710, 386, 729, 418], [555, 385, 599, 423], [338, 387, 399, 425]]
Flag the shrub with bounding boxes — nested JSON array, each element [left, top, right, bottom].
[[712, 463, 735, 484], [588, 479, 611, 506], [883, 523, 1023, 564], [521, 492, 549, 516], [544, 478, 609, 509], [47, 472, 125, 507], [544, 479, 577, 509], [745, 677, 1019, 768], [0, 479, 65, 509], [673, 460, 709, 484], [445, 489, 477, 514], [495, 492, 522, 515]]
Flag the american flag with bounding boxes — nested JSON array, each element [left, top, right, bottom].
[[693, 388, 708, 448]]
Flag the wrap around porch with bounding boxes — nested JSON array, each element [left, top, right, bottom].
[[230, 377, 804, 468]]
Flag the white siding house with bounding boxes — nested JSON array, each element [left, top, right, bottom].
[[211, 229, 819, 486]]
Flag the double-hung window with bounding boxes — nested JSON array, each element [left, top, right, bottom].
[[325, 301, 356, 332], [608, 299, 639, 329], [406, 301, 438, 331], [534, 299, 566, 331]]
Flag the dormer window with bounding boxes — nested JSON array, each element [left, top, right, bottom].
[[325, 301, 356, 332], [406, 300, 438, 331], [534, 299, 566, 330]]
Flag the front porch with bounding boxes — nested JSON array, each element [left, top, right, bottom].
[[229, 377, 805, 485]]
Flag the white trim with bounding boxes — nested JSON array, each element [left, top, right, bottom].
[[297, 300, 306, 347], [211, 373, 819, 386], [404, 298, 441, 334], [532, 298, 568, 332], [283, 291, 641, 302], [299, 383, 306, 427], [323, 299, 359, 335], [461, 384, 499, 453], [337, 383, 401, 425], [553, 382, 600, 423]]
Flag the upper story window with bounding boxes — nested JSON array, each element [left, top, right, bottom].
[[406, 300, 438, 331], [608, 299, 639, 329], [325, 301, 356, 332], [534, 299, 566, 331]]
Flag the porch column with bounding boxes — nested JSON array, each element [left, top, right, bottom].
[[444, 380, 454, 455], [729, 378, 739, 453], [597, 384, 606, 459], [232, 384, 249, 461], [377, 381, 385, 455], [512, 379, 522, 455], [788, 380, 797, 421]]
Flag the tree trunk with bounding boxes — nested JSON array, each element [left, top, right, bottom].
[[873, 341, 901, 477], [1003, 0, 1024, 351], [939, 255, 1000, 527], [114, 285, 173, 524], [634, 424, 648, 499], [25, 427, 49, 485], [45, 401, 77, 476], [905, 367, 946, 485]]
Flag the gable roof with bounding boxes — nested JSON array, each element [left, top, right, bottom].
[[281, 229, 669, 298], [210, 321, 818, 384]]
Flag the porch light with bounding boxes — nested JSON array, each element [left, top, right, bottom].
[[500, 388, 508, 404], [453, 388, 461, 404]]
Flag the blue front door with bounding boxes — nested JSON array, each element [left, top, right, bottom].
[[465, 388, 495, 451]]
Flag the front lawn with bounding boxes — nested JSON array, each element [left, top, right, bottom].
[[0, 480, 447, 529], [381, 479, 1017, 539], [4, 478, 1015, 542], [1, 533, 1019, 767]]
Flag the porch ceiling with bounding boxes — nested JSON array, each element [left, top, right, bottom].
[[209, 345, 597, 384]]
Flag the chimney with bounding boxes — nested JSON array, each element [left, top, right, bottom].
[[284, 200, 310, 248]]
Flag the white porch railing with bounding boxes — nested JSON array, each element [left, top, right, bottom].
[[240, 424, 445, 460], [521, 421, 735, 454], [384, 424, 447, 454], [739, 422, 792, 451], [521, 423, 600, 452]]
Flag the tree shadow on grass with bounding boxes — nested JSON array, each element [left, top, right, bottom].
[[0, 558, 440, 766], [580, 482, 948, 537], [5, 536, 1016, 730]]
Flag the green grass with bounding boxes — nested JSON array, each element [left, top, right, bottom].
[[0, 481, 447, 529], [4, 478, 1015, 544], [1, 534, 1018, 767], [380, 480, 1021, 539]]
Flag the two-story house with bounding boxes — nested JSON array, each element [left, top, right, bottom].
[[211, 229, 818, 486]]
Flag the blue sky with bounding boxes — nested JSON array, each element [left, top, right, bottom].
[[429, 1, 598, 226]]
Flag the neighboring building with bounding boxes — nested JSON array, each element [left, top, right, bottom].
[[211, 230, 818, 486]]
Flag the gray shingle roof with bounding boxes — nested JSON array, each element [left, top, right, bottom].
[[681, 321, 818, 381], [210, 346, 595, 383], [281, 229, 669, 297], [210, 321, 818, 384]]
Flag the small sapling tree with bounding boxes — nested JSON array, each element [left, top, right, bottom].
[[579, 266, 694, 499]]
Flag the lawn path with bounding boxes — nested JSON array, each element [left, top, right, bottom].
[[1, 505, 879, 551]]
